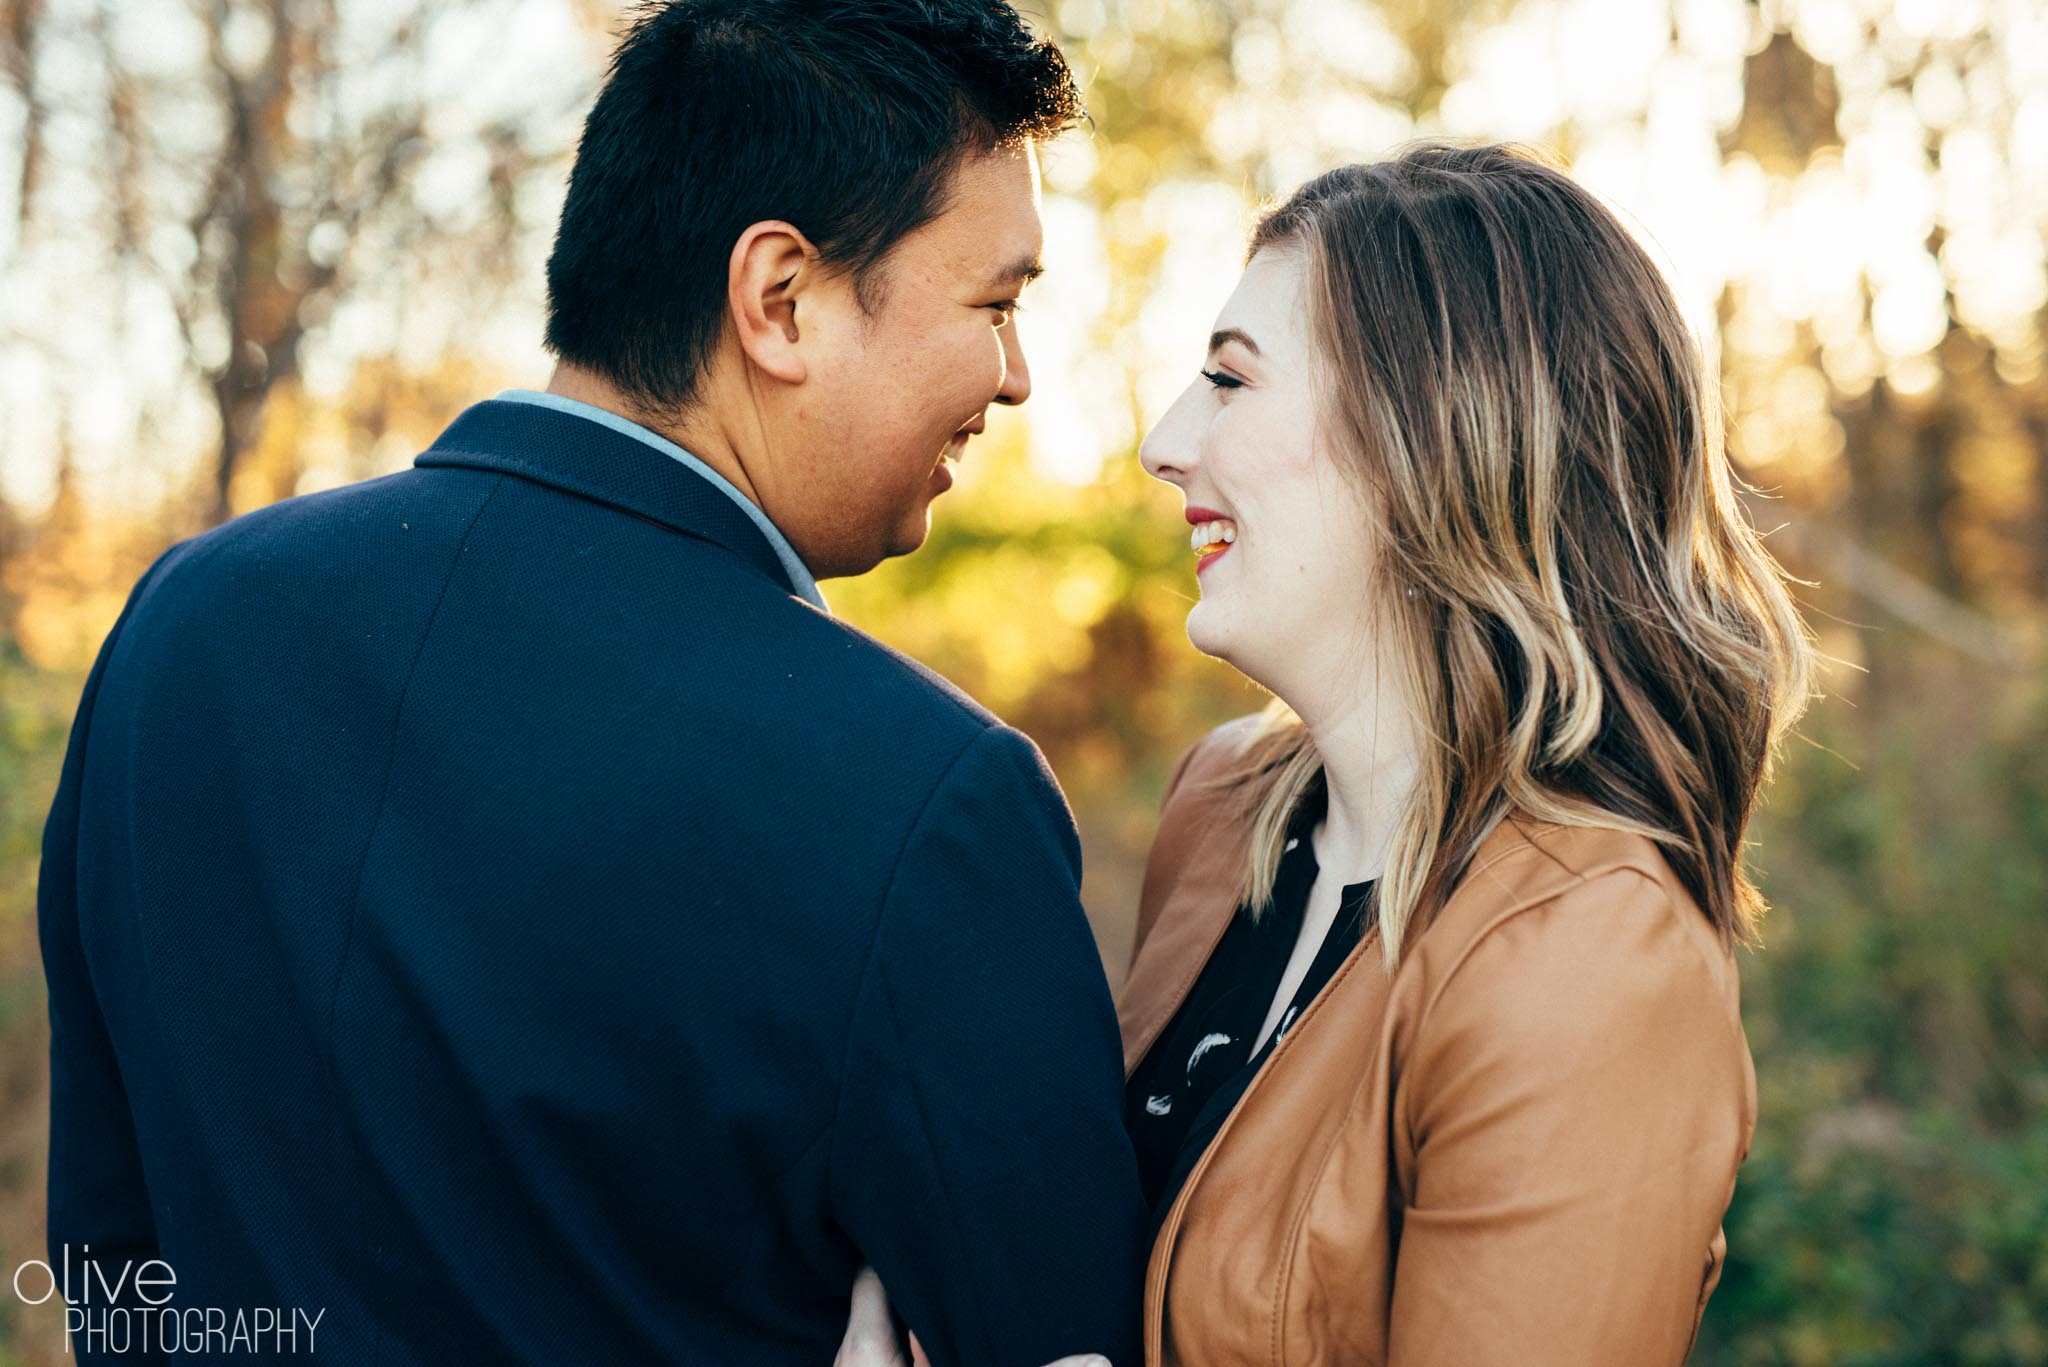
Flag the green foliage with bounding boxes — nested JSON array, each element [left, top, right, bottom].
[[0, 639, 75, 1003], [1690, 665, 2048, 1365], [0, 645, 76, 1366]]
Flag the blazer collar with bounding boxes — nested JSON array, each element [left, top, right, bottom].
[[414, 398, 797, 595]]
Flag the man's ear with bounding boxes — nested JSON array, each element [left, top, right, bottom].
[[727, 221, 815, 385]]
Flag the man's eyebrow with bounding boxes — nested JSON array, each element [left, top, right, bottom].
[[1209, 327, 1261, 356], [991, 255, 1044, 290]]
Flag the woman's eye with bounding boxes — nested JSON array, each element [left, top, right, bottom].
[[1201, 369, 1242, 390], [987, 301, 1019, 325]]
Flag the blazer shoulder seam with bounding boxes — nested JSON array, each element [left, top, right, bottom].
[[823, 722, 1009, 1347], [324, 471, 508, 1355], [827, 720, 1004, 1109]]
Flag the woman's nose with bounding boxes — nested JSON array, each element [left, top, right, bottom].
[[1139, 384, 1201, 485]]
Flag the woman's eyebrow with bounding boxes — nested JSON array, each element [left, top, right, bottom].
[[1208, 326, 1262, 357]]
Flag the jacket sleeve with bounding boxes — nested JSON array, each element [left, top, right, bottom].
[[1388, 867, 1755, 1366], [828, 725, 1147, 1367], [39, 560, 168, 1274]]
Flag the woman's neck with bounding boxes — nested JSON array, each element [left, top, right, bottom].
[[1293, 682, 1422, 890]]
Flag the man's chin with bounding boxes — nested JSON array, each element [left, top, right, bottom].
[[811, 509, 932, 580], [885, 508, 934, 560]]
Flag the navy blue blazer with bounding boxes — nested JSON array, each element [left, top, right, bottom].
[[38, 399, 1147, 1364]]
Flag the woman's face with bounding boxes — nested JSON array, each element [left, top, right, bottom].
[[1140, 247, 1380, 699]]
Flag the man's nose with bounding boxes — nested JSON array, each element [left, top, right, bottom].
[[992, 317, 1032, 406]]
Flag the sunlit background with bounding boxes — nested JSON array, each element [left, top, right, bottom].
[[3, 0, 2045, 1362]]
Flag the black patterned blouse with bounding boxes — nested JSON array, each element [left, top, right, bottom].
[[1123, 784, 1377, 1229]]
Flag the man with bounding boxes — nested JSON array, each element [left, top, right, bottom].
[[37, 2, 1147, 1362]]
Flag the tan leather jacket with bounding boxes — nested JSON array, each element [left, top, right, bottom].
[[1116, 722, 1756, 1366]]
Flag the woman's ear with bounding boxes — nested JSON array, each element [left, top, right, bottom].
[[726, 220, 814, 385]]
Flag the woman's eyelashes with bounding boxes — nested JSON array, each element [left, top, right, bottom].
[[986, 300, 1020, 325], [1202, 369, 1243, 390]]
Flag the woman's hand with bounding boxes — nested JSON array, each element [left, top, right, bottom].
[[833, 1266, 1113, 1367]]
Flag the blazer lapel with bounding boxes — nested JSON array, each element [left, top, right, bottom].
[[414, 399, 796, 594]]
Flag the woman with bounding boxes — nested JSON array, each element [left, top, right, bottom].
[[1118, 141, 1813, 1364], [843, 140, 1814, 1365]]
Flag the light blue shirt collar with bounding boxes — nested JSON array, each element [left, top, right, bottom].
[[493, 388, 828, 613]]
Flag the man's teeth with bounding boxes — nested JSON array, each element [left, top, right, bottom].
[[1190, 520, 1238, 553]]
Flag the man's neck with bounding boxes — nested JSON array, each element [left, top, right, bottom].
[[544, 362, 764, 508]]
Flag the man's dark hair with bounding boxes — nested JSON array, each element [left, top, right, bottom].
[[542, 0, 1083, 416]]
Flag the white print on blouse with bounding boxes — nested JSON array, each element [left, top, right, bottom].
[[1186, 1032, 1233, 1077]]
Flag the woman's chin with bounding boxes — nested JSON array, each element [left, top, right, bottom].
[[1188, 603, 1289, 698], [1185, 602, 1237, 664]]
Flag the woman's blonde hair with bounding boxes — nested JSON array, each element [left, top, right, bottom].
[[1222, 142, 1816, 972]]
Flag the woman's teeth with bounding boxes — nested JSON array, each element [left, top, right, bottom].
[[1190, 520, 1238, 554]]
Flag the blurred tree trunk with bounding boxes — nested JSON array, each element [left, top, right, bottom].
[[1838, 381, 1965, 589], [4, 0, 573, 532], [175, 0, 419, 525], [1723, 17, 2038, 690], [2, 0, 46, 238], [2027, 392, 2048, 602]]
